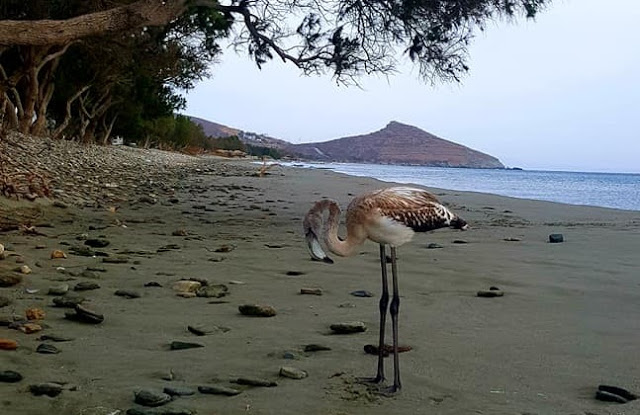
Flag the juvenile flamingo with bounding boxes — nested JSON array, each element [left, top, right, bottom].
[[303, 186, 468, 394]]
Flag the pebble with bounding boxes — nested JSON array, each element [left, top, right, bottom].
[[74, 281, 101, 291], [238, 304, 277, 317], [195, 284, 228, 298], [102, 257, 129, 264], [0, 274, 22, 287], [36, 343, 61, 354], [39, 334, 74, 342], [197, 385, 241, 396], [0, 370, 23, 382], [549, 233, 564, 243], [279, 366, 308, 380], [0, 296, 10, 308], [51, 250, 67, 259], [171, 229, 188, 236], [187, 324, 230, 336], [330, 321, 367, 334], [127, 409, 195, 415], [285, 271, 305, 276], [350, 290, 374, 298], [452, 240, 468, 244], [84, 238, 110, 248], [300, 288, 323, 296], [134, 389, 172, 407], [364, 344, 413, 356], [283, 351, 299, 360], [145, 281, 163, 287], [66, 304, 104, 324], [214, 245, 235, 253], [426, 243, 444, 249], [171, 281, 201, 293], [163, 386, 196, 396], [115, 289, 141, 299], [477, 286, 504, 298], [29, 382, 63, 397], [80, 270, 101, 279], [53, 296, 85, 308], [17, 323, 43, 334], [19, 265, 32, 274], [596, 384, 638, 403], [303, 344, 332, 352], [25, 308, 46, 320], [48, 284, 70, 295], [170, 341, 204, 350], [338, 302, 356, 308], [0, 338, 18, 350], [176, 292, 196, 298], [503, 237, 522, 242], [233, 377, 277, 387]]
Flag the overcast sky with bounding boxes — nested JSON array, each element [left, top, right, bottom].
[[185, 0, 640, 173]]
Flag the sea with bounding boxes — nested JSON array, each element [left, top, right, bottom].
[[285, 162, 640, 212]]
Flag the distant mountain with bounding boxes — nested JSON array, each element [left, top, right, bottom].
[[189, 116, 504, 169], [189, 115, 289, 149], [288, 121, 504, 169]]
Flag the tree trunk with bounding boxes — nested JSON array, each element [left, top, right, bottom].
[[0, 0, 192, 46]]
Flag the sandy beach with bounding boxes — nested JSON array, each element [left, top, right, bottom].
[[2, 155, 640, 415]]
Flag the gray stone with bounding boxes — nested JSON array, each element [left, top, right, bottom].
[[134, 389, 172, 407], [330, 321, 367, 334], [426, 243, 444, 249], [549, 234, 564, 243], [163, 386, 196, 396], [74, 281, 101, 291], [0, 370, 23, 383], [197, 385, 241, 396], [29, 382, 63, 397], [115, 289, 141, 299], [279, 366, 308, 380], [36, 343, 61, 354], [170, 341, 204, 350], [48, 284, 70, 295], [350, 290, 373, 298], [234, 377, 277, 387], [53, 296, 85, 308], [238, 304, 276, 317], [187, 324, 230, 336], [195, 284, 228, 298]]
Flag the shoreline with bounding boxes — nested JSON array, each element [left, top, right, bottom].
[[1, 148, 640, 414]]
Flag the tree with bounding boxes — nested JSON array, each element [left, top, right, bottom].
[[0, 1, 550, 139]]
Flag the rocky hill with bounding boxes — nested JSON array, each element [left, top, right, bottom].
[[288, 121, 504, 168], [189, 116, 504, 169]]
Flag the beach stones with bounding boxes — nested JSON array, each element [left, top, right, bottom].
[[0, 370, 22, 382], [74, 281, 101, 291], [50, 250, 67, 259], [330, 321, 367, 334], [549, 233, 564, 243], [234, 377, 277, 387], [84, 238, 110, 248], [170, 341, 204, 350], [0, 339, 18, 350], [172, 280, 201, 294], [426, 243, 444, 249], [279, 366, 308, 380], [0, 274, 22, 287], [17, 323, 43, 334], [163, 386, 196, 397], [25, 308, 45, 320], [134, 389, 172, 407], [350, 290, 374, 298], [195, 284, 228, 298], [48, 284, 70, 295], [53, 296, 85, 308], [477, 286, 504, 298], [36, 343, 61, 354], [115, 289, 141, 299], [198, 385, 241, 396], [595, 384, 638, 403], [364, 344, 413, 357], [29, 382, 63, 397], [187, 324, 230, 336], [65, 304, 104, 324], [300, 287, 323, 296], [304, 344, 331, 352], [239, 304, 276, 317]]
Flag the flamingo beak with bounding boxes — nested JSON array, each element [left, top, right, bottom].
[[305, 229, 334, 264]]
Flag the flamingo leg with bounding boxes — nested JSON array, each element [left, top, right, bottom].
[[383, 246, 402, 394], [359, 244, 389, 385]]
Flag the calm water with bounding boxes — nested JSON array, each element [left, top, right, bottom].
[[288, 162, 640, 211]]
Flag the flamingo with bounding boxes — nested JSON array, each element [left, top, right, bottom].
[[303, 186, 468, 394]]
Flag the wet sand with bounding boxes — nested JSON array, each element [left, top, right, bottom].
[[2, 159, 640, 415]]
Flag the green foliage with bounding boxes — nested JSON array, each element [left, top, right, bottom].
[[246, 145, 282, 160], [209, 135, 246, 151]]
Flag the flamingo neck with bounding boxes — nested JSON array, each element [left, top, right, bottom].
[[323, 201, 365, 257]]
